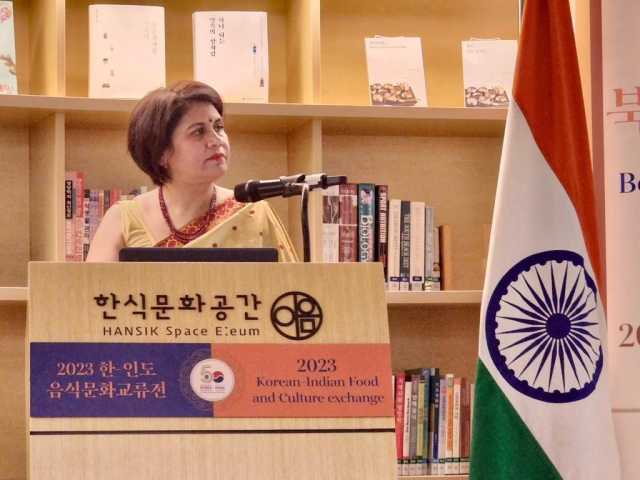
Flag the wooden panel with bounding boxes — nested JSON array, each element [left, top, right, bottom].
[[388, 304, 480, 382], [64, 0, 289, 101], [30, 112, 65, 262], [0, 127, 29, 286], [320, 0, 519, 107], [28, 262, 394, 479], [322, 134, 502, 290], [0, 302, 27, 479], [286, 0, 320, 103], [30, 0, 65, 95]]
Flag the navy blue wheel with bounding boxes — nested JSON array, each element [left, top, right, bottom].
[[485, 250, 603, 403]]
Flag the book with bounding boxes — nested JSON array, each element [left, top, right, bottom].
[[357, 183, 376, 262], [74, 172, 85, 262], [394, 371, 406, 476], [401, 375, 412, 476], [437, 377, 447, 475], [193, 11, 268, 103], [338, 183, 358, 262], [0, 1, 17, 94], [432, 227, 441, 291], [322, 185, 340, 263], [460, 377, 471, 475], [82, 189, 91, 261], [452, 377, 462, 475], [88, 4, 166, 98], [429, 368, 440, 475], [462, 38, 517, 108], [409, 201, 425, 291], [365, 36, 427, 107], [398, 200, 411, 291], [423, 206, 435, 291], [407, 369, 421, 476], [64, 172, 75, 262], [375, 185, 389, 284], [420, 367, 431, 476], [445, 373, 454, 475], [386, 199, 402, 291]]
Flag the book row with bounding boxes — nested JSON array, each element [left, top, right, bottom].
[[393, 369, 474, 477], [322, 183, 443, 291], [64, 171, 146, 262]]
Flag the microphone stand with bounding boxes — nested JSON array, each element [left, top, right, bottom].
[[288, 182, 312, 263]]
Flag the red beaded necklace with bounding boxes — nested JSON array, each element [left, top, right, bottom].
[[158, 185, 217, 244]]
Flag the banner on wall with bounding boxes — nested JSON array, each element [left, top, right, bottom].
[[602, 1, 640, 478]]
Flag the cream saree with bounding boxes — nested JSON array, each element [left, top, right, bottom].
[[119, 197, 298, 262]]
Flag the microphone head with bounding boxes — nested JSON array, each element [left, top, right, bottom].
[[233, 182, 253, 202]]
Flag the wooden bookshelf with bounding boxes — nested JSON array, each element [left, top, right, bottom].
[[0, 0, 596, 477]]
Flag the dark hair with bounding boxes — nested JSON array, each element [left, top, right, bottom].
[[127, 80, 225, 185]]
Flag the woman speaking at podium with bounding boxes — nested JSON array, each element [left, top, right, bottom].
[[86, 80, 298, 263]]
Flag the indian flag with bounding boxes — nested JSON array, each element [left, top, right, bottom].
[[469, 1, 621, 479]]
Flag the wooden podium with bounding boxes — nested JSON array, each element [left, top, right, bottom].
[[27, 262, 396, 479]]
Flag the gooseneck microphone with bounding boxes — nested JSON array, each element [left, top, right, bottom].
[[233, 173, 347, 202]]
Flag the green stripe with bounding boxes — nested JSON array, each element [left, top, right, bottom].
[[470, 359, 562, 480]]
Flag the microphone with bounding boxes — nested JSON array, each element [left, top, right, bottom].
[[234, 173, 347, 202]]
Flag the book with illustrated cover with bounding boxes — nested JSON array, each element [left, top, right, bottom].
[[338, 183, 358, 262], [375, 185, 389, 284], [193, 11, 268, 103], [357, 183, 376, 262], [0, 1, 17, 94], [322, 185, 340, 263], [462, 38, 517, 108], [88, 4, 166, 98], [365, 36, 427, 107]]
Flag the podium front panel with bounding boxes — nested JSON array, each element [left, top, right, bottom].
[[27, 262, 396, 479]]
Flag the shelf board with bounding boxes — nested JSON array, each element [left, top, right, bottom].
[[0, 95, 506, 136], [386, 290, 482, 305], [0, 287, 28, 302]]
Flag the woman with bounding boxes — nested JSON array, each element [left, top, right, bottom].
[[86, 80, 298, 262]]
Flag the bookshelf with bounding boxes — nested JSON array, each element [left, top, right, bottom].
[[0, 0, 595, 478]]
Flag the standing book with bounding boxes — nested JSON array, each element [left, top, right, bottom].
[[357, 183, 376, 262], [365, 36, 427, 107], [322, 185, 340, 262], [398, 200, 411, 291], [386, 199, 402, 291], [375, 185, 389, 284], [338, 183, 358, 262], [409, 201, 425, 291], [0, 1, 17, 94], [193, 11, 268, 103], [88, 4, 166, 98]]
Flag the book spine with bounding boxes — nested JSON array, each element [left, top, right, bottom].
[[89, 189, 99, 244], [415, 372, 426, 476], [398, 200, 411, 291], [357, 183, 376, 262], [386, 199, 402, 290], [401, 376, 412, 476], [375, 185, 389, 285], [430, 368, 440, 475], [394, 371, 406, 476], [322, 185, 340, 263], [420, 367, 431, 476], [408, 372, 420, 476], [453, 377, 461, 475], [74, 173, 85, 262], [460, 377, 471, 475], [0, 1, 17, 94], [423, 206, 435, 291], [409, 201, 425, 291], [433, 227, 441, 291], [445, 373, 454, 475], [437, 378, 447, 475], [82, 189, 91, 261], [338, 183, 358, 262], [64, 172, 75, 262]]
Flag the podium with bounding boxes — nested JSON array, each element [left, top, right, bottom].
[[27, 262, 396, 479]]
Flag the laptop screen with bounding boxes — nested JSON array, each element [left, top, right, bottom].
[[119, 247, 279, 263]]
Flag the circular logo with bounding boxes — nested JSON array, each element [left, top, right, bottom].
[[270, 291, 322, 340], [485, 250, 603, 403], [189, 358, 235, 402]]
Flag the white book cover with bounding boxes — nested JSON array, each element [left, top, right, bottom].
[[409, 201, 425, 291], [193, 11, 268, 103], [365, 36, 427, 107], [452, 378, 461, 475], [88, 4, 166, 99], [423, 206, 435, 291], [386, 199, 402, 291], [0, 1, 17, 94], [322, 185, 340, 263], [402, 380, 412, 476], [462, 38, 517, 108]]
